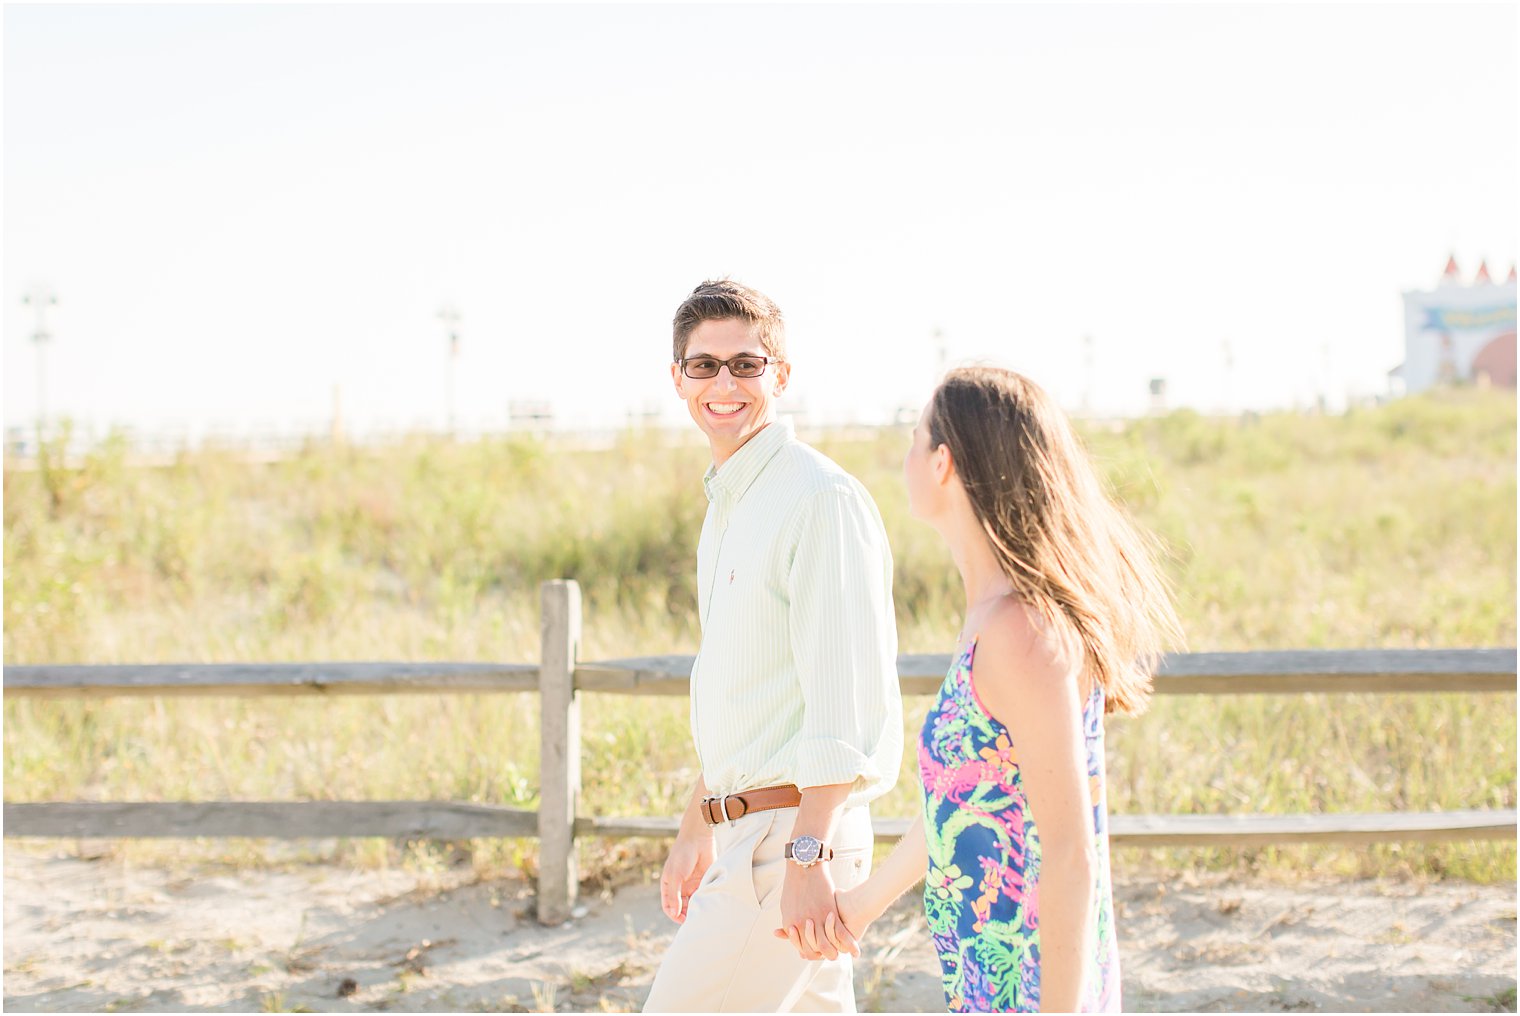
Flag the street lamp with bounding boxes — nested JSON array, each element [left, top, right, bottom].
[[1082, 333, 1095, 417], [438, 304, 461, 436], [22, 284, 58, 436]]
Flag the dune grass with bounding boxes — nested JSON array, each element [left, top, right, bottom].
[[3, 389, 1514, 883]]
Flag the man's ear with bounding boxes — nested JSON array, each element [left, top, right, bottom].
[[671, 360, 685, 396], [772, 360, 791, 395]]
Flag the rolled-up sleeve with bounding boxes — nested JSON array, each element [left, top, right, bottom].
[[787, 486, 903, 803]]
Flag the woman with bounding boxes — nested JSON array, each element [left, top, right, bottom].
[[822, 367, 1181, 1012]]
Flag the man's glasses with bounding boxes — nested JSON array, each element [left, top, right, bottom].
[[677, 354, 780, 379]]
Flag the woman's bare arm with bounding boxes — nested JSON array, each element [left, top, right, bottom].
[[976, 602, 1098, 1013]]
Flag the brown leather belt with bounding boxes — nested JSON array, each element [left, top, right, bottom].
[[700, 783, 802, 826]]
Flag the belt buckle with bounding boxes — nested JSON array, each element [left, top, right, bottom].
[[700, 797, 715, 826], [701, 794, 734, 825]]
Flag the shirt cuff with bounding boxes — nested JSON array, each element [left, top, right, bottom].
[[793, 736, 886, 796]]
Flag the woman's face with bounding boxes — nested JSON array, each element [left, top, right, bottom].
[[903, 402, 943, 520]]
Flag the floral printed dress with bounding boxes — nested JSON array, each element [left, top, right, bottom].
[[917, 638, 1121, 1013]]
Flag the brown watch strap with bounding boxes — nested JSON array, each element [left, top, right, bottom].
[[784, 841, 834, 862]]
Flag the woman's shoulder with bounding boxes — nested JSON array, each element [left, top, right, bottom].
[[974, 598, 1081, 693]]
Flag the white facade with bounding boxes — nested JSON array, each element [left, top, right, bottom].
[[1396, 267, 1517, 394]]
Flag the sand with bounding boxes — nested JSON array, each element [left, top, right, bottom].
[[3, 848, 1515, 1013]]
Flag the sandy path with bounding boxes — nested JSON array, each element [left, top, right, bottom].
[[3, 849, 1515, 1013]]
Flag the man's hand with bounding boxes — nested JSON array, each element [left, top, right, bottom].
[[659, 830, 715, 924], [775, 863, 855, 961]]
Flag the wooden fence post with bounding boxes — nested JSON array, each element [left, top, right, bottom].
[[538, 579, 582, 925]]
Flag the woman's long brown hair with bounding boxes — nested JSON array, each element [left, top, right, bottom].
[[929, 367, 1184, 715]]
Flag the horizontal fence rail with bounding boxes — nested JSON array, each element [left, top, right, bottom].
[[1, 801, 541, 840], [575, 647, 1520, 696], [2, 661, 541, 699], [8, 648, 1516, 699], [4, 581, 1516, 924], [7, 804, 1512, 848]]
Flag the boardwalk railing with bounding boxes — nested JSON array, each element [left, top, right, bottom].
[[5, 580, 1516, 924]]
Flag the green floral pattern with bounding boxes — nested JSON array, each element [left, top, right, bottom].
[[918, 639, 1121, 1012]]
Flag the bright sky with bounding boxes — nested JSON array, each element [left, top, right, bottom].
[[4, 3, 1516, 438]]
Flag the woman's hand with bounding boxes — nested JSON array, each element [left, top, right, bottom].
[[826, 884, 875, 956], [779, 863, 845, 960], [777, 884, 867, 959], [798, 815, 929, 959], [772, 879, 869, 959]]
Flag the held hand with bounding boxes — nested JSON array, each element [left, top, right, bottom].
[[825, 884, 875, 955], [778, 890, 869, 959], [659, 831, 715, 924], [773, 864, 852, 961]]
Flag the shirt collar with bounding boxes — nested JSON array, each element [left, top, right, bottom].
[[702, 417, 795, 504]]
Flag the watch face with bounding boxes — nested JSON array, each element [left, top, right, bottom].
[[792, 835, 822, 864]]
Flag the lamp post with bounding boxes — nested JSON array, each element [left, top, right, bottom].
[[22, 284, 58, 437], [1221, 338, 1234, 416], [1082, 333, 1095, 417], [438, 304, 461, 436]]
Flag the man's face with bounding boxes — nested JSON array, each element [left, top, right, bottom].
[[671, 318, 790, 465]]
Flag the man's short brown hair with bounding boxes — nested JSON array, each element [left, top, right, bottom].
[[671, 279, 786, 362]]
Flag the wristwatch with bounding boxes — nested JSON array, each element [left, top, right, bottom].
[[784, 834, 834, 868]]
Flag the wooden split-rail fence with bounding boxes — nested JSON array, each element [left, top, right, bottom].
[[4, 580, 1516, 925]]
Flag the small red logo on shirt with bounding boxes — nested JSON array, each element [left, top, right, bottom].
[[728, 569, 735, 584]]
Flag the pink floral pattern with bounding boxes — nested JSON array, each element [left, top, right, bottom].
[[917, 638, 1122, 1012]]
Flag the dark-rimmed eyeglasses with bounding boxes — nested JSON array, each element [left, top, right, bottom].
[[676, 354, 781, 379]]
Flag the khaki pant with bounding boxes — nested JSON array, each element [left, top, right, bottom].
[[642, 805, 873, 1013]]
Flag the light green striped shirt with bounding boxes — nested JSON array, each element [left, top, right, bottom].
[[691, 417, 903, 809]]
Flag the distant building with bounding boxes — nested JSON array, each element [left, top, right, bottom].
[[1392, 256, 1517, 393]]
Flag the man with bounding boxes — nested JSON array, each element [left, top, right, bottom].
[[642, 279, 903, 1013]]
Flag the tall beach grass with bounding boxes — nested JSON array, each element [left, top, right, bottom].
[[4, 389, 1514, 883]]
